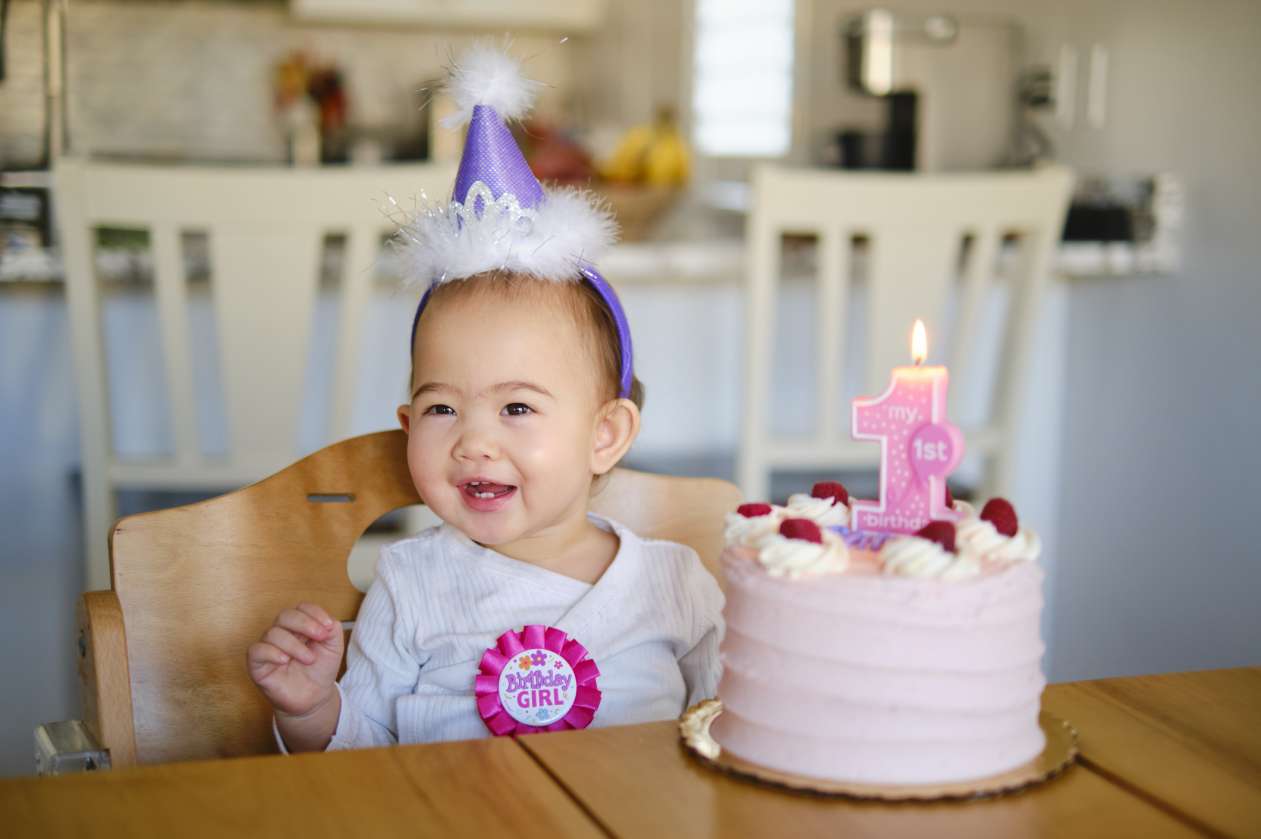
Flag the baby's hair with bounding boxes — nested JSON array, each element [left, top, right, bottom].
[[409, 271, 645, 412]]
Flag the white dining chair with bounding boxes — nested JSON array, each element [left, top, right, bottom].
[[738, 164, 1074, 503], [54, 158, 457, 591]]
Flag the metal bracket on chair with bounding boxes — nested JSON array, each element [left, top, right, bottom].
[[34, 720, 111, 775]]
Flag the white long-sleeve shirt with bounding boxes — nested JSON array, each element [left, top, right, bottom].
[[275, 513, 724, 751]]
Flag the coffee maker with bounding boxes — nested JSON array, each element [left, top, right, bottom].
[[835, 10, 1019, 172]]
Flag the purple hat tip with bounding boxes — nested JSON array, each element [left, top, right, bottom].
[[453, 104, 545, 212]]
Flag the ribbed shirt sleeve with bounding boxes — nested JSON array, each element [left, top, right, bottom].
[[327, 546, 423, 750]]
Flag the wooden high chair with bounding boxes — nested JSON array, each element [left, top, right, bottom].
[[57, 430, 741, 771]]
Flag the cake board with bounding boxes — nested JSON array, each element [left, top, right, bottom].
[[679, 699, 1079, 801]]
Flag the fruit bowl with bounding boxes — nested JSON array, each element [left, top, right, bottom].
[[591, 183, 681, 242]]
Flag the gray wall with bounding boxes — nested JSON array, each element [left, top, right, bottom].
[[1041, 0, 1261, 679]]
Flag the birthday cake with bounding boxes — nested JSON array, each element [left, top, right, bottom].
[[710, 482, 1045, 786]]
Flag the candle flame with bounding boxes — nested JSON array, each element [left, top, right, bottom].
[[911, 319, 928, 365]]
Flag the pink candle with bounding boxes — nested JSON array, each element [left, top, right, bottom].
[[851, 320, 963, 534]]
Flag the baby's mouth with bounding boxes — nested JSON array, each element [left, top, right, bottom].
[[461, 480, 516, 500]]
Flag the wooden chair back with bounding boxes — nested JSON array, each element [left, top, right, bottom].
[[54, 158, 456, 592], [78, 430, 741, 768], [738, 164, 1074, 501]]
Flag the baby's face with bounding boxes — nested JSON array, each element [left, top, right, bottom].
[[398, 290, 610, 548]]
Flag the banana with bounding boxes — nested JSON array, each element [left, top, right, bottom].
[[599, 125, 655, 183], [644, 130, 689, 187], [599, 108, 690, 186]]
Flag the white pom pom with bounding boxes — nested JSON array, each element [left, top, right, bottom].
[[527, 187, 619, 275], [390, 186, 618, 287], [442, 41, 543, 128]]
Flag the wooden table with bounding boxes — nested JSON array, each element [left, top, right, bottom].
[[4, 668, 1257, 838], [1042, 667, 1261, 838]]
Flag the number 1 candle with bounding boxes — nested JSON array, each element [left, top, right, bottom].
[[851, 320, 963, 534]]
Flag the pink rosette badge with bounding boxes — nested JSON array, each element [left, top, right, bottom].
[[476, 624, 601, 736]]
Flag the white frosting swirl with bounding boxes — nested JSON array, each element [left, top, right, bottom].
[[956, 517, 1042, 561], [785, 493, 850, 528], [723, 507, 786, 547], [941, 553, 982, 581], [951, 501, 1041, 562], [880, 536, 981, 580], [755, 530, 849, 578]]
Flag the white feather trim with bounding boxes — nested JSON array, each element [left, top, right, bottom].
[[391, 184, 618, 287], [442, 41, 543, 128]]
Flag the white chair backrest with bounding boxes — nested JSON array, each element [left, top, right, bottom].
[[55, 158, 456, 589], [739, 164, 1073, 502]]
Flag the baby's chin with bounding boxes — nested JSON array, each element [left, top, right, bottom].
[[456, 516, 525, 549], [428, 495, 527, 547], [425, 483, 587, 551]]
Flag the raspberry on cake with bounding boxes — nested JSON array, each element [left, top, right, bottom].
[[723, 500, 786, 548], [784, 480, 852, 527], [914, 520, 957, 553], [956, 498, 1042, 562], [778, 517, 823, 543], [810, 480, 850, 506], [980, 498, 1019, 537]]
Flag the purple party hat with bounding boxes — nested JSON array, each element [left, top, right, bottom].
[[452, 104, 545, 215], [397, 42, 633, 398]]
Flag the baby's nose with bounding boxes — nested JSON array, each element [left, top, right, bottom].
[[453, 426, 500, 461]]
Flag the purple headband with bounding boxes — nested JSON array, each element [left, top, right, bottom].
[[408, 265, 635, 400]]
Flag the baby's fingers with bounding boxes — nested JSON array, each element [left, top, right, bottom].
[[248, 641, 290, 665], [276, 608, 333, 644], [263, 626, 317, 665], [246, 642, 290, 679], [295, 602, 337, 631]]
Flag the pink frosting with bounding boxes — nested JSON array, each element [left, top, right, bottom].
[[713, 546, 1046, 785]]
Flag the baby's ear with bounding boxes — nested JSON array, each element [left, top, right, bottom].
[[397, 404, 412, 434], [590, 398, 640, 476]]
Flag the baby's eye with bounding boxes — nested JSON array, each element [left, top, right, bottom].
[[502, 403, 533, 417], [423, 404, 456, 416]]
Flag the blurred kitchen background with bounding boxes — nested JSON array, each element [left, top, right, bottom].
[[1, 0, 1258, 777]]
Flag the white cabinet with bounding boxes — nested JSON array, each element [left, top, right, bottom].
[[291, 0, 607, 30]]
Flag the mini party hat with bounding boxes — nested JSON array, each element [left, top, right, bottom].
[[397, 42, 633, 397]]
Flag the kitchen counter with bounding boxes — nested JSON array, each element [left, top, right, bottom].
[[0, 236, 1177, 288]]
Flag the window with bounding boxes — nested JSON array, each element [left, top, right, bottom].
[[691, 0, 795, 157]]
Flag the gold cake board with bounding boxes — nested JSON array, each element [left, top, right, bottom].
[[679, 699, 1079, 801]]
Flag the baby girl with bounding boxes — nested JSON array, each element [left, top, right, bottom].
[[245, 44, 723, 751]]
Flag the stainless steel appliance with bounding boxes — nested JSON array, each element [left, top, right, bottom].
[[835, 9, 1020, 172]]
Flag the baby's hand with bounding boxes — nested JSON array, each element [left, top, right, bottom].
[[247, 602, 344, 718]]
